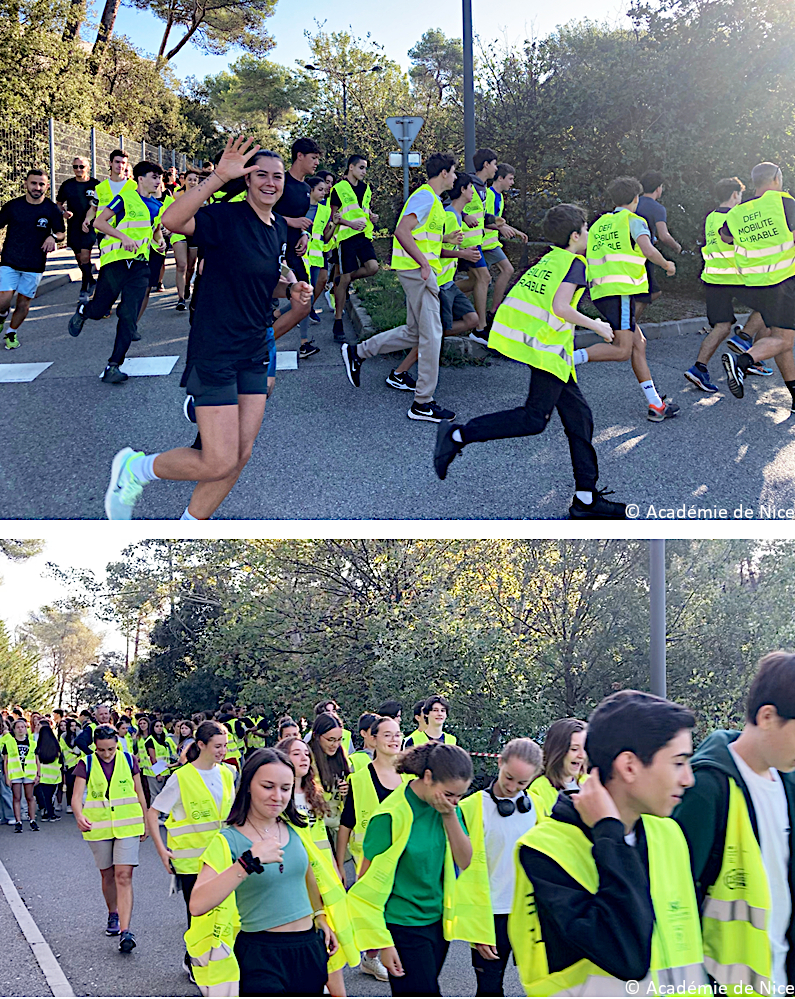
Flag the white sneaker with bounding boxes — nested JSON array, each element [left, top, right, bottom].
[[105, 447, 146, 520], [361, 953, 389, 982], [54, 802, 62, 812], [7, 818, 15, 825], [324, 288, 334, 310], [66, 805, 73, 814]]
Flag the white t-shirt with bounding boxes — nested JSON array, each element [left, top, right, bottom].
[[108, 179, 127, 197], [404, 189, 436, 228], [480, 789, 537, 913], [729, 743, 791, 994], [152, 764, 226, 822]]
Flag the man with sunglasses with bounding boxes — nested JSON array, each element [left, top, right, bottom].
[[57, 157, 99, 303]]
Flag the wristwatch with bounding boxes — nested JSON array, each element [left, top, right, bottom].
[[238, 849, 264, 875]]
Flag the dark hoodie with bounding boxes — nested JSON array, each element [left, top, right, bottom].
[[673, 728, 795, 984], [518, 794, 655, 981]]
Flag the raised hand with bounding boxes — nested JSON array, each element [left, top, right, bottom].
[[214, 136, 264, 184]]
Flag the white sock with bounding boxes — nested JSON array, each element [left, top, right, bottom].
[[180, 506, 197, 520], [572, 348, 589, 365], [128, 453, 160, 483], [452, 429, 463, 443], [640, 380, 663, 408], [575, 491, 593, 504]]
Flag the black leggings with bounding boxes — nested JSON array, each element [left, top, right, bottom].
[[34, 782, 57, 818], [387, 921, 449, 996], [471, 914, 513, 996]]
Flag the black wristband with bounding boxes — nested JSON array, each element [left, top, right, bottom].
[[285, 281, 295, 299], [238, 849, 264, 875]]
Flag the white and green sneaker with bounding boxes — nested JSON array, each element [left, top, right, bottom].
[[105, 447, 147, 520]]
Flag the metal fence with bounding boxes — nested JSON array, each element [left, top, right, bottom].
[[0, 115, 201, 209]]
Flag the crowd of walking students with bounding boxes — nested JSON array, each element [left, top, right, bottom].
[[4, 654, 795, 997]]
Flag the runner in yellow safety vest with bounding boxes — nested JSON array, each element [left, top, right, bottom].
[[455, 147, 500, 340], [482, 163, 529, 321], [684, 175, 768, 394], [719, 161, 795, 410], [582, 175, 680, 422], [510, 690, 707, 997], [82, 148, 132, 233], [434, 201, 627, 519]]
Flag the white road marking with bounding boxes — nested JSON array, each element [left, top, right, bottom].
[[98, 356, 180, 378], [0, 858, 74, 997], [276, 351, 298, 371], [0, 362, 53, 382]]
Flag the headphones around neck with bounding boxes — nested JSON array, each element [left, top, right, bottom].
[[488, 778, 532, 817]]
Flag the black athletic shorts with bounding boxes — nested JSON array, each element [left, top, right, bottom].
[[635, 260, 660, 302], [148, 252, 164, 288], [592, 295, 636, 331], [182, 355, 271, 407], [235, 927, 328, 998], [702, 283, 737, 327], [67, 227, 96, 253], [734, 276, 795, 332], [340, 233, 377, 275]]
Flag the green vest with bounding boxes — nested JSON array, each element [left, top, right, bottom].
[[94, 177, 134, 211], [509, 816, 706, 996], [98, 186, 153, 267], [346, 781, 491, 950], [165, 763, 235, 874], [150, 194, 174, 255], [60, 736, 81, 770], [5, 737, 37, 780], [38, 756, 61, 784], [457, 792, 500, 944], [347, 766, 412, 863], [726, 189, 795, 287], [461, 188, 486, 249], [135, 734, 154, 777], [488, 246, 580, 383], [333, 180, 373, 241], [348, 751, 372, 775], [438, 210, 464, 286], [223, 723, 241, 763], [306, 202, 332, 268], [586, 209, 649, 299], [527, 774, 560, 821], [482, 187, 501, 251], [701, 209, 743, 286], [701, 779, 772, 996], [405, 730, 458, 747], [82, 750, 145, 841], [391, 185, 447, 274]]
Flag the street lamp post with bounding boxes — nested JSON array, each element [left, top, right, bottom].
[[305, 64, 382, 157], [462, 0, 476, 172], [649, 540, 667, 698]]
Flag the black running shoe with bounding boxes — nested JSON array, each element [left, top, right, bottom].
[[342, 343, 362, 387], [408, 400, 455, 423], [721, 351, 745, 398], [468, 330, 489, 347], [309, 311, 321, 325], [434, 422, 463, 479], [131, 329, 141, 342], [299, 340, 320, 358], [29, 820, 39, 831], [569, 489, 627, 519], [385, 369, 416, 391], [119, 930, 136, 954], [14, 822, 21, 833], [102, 364, 129, 384], [333, 318, 345, 343], [175, 299, 186, 311], [68, 304, 86, 337], [184, 286, 191, 302]]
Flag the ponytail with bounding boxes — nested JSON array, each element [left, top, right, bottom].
[[186, 720, 225, 763]]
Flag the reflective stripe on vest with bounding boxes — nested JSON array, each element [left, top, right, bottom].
[[391, 185, 448, 273], [38, 759, 61, 784], [482, 188, 501, 251], [726, 190, 795, 287], [346, 781, 491, 952], [60, 737, 81, 770], [223, 724, 241, 762], [5, 738, 37, 780], [586, 210, 648, 300], [701, 210, 742, 285], [457, 792, 498, 945], [165, 763, 235, 874], [82, 750, 144, 841], [461, 188, 485, 249], [488, 246, 581, 383], [438, 210, 463, 286], [348, 766, 411, 862], [701, 778, 772, 996], [333, 180, 373, 241], [94, 177, 135, 211], [184, 834, 241, 995], [98, 187, 153, 267], [306, 203, 332, 268], [509, 815, 706, 996], [150, 194, 174, 254]]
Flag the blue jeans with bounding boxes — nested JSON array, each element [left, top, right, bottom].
[[0, 778, 14, 822]]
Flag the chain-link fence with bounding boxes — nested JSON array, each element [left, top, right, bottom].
[[0, 115, 202, 209]]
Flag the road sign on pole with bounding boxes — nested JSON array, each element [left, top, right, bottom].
[[386, 116, 424, 202]]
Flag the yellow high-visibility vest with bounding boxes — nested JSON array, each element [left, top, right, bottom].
[[165, 763, 235, 874], [81, 750, 144, 841], [586, 209, 649, 299]]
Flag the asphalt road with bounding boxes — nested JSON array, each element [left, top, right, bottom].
[[4, 250, 795, 521], [0, 811, 522, 997]]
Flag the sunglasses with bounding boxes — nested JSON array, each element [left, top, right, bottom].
[[73, 165, 86, 170]]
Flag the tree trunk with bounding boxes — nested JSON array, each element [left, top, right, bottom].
[[62, 0, 85, 41], [158, 11, 174, 59], [90, 0, 122, 73], [165, 21, 202, 61]]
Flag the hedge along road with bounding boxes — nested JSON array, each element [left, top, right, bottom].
[[4, 252, 795, 521], [0, 809, 523, 997]]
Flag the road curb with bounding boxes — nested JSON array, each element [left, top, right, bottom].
[[345, 291, 376, 338], [35, 268, 82, 299], [0, 858, 74, 997], [574, 312, 753, 348]]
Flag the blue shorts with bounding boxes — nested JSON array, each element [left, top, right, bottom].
[[0, 267, 42, 299], [458, 247, 487, 271]]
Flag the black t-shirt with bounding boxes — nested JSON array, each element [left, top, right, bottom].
[[340, 762, 394, 828], [56, 178, 99, 228], [273, 172, 311, 259], [330, 180, 367, 210], [0, 197, 65, 273], [188, 201, 287, 367]]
